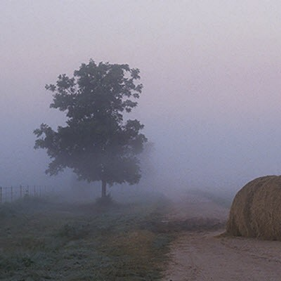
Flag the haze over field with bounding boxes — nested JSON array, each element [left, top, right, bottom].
[[1, 0, 281, 194]]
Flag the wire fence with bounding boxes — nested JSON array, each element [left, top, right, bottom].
[[0, 185, 60, 204]]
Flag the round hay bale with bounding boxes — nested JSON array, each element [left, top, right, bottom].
[[226, 175, 281, 240]]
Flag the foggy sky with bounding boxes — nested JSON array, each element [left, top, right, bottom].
[[1, 0, 281, 192]]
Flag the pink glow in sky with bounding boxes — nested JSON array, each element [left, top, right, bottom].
[[1, 0, 281, 192]]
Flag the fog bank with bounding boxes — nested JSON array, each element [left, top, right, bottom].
[[1, 1, 281, 197]]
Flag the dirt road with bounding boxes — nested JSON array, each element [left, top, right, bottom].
[[163, 193, 281, 281]]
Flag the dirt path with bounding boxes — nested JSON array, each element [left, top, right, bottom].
[[163, 193, 281, 281]]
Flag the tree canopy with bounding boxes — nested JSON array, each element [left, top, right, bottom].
[[34, 60, 147, 198]]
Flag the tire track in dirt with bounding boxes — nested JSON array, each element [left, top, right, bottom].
[[162, 193, 281, 281]]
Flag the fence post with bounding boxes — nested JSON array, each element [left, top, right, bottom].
[[0, 187, 2, 204], [25, 185, 29, 197]]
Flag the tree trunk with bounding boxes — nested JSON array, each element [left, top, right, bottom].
[[101, 180, 107, 198]]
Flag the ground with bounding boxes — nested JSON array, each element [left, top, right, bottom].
[[2, 191, 281, 280], [163, 192, 281, 281]]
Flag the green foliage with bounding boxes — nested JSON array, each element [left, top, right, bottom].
[[57, 223, 91, 240], [34, 60, 147, 196], [0, 203, 17, 218]]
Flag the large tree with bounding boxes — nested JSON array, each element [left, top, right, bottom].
[[34, 60, 147, 198]]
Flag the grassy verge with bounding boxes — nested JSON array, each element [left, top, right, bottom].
[[0, 195, 173, 281]]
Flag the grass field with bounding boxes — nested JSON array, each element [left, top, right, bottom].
[[0, 194, 173, 281]]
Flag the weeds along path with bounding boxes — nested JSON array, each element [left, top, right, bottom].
[[163, 193, 281, 281]]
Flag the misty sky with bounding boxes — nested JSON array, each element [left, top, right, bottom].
[[1, 0, 281, 192]]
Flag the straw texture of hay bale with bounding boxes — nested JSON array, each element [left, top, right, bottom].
[[226, 175, 281, 240]]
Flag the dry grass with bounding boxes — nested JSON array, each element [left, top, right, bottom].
[[0, 195, 173, 280]]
